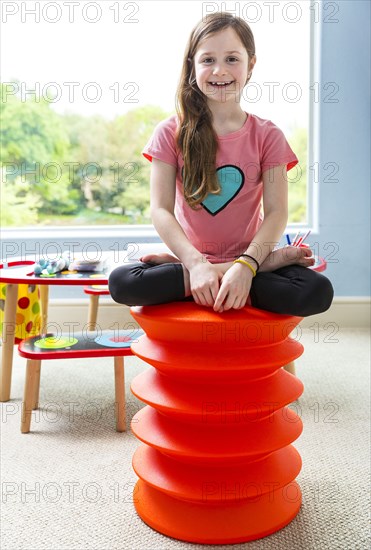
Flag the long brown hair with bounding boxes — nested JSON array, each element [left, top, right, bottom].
[[175, 12, 256, 209]]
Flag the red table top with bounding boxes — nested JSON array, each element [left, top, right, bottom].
[[0, 260, 109, 286]]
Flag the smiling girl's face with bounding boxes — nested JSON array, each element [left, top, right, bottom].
[[194, 27, 254, 105]]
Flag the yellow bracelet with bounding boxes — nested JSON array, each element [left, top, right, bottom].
[[233, 258, 256, 277]]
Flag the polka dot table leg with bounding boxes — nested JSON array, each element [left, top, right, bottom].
[[1, 284, 18, 402], [39, 285, 49, 333], [130, 302, 304, 544]]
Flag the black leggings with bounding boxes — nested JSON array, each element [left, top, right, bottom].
[[108, 262, 334, 317]]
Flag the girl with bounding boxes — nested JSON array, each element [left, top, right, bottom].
[[109, 12, 333, 316]]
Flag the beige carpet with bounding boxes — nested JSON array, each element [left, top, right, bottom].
[[1, 328, 370, 550]]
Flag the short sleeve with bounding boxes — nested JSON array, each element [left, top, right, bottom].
[[261, 122, 298, 173], [142, 116, 178, 167]]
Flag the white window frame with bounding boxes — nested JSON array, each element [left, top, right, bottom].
[[287, 0, 320, 235], [305, 0, 321, 235]]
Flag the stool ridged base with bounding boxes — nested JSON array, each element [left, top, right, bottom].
[[130, 302, 304, 544]]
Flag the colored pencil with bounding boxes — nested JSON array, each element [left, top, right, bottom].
[[292, 231, 300, 246], [298, 229, 311, 246]]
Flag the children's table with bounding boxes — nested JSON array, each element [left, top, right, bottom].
[[0, 260, 110, 402]]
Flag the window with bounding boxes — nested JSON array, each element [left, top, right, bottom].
[[1, 1, 313, 228]]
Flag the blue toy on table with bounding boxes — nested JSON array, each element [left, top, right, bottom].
[[33, 252, 71, 277]]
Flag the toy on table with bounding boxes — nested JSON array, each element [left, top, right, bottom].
[[33, 252, 72, 277]]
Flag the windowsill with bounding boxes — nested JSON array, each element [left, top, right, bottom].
[[0, 224, 160, 238]]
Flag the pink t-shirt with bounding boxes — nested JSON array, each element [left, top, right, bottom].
[[142, 113, 298, 263]]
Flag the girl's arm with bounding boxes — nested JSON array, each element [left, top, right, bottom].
[[149, 158, 222, 306], [213, 164, 289, 311], [245, 163, 289, 263]]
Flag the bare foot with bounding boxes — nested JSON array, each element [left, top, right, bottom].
[[139, 252, 180, 264], [260, 246, 315, 272]]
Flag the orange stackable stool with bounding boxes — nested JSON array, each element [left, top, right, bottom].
[[130, 302, 305, 545]]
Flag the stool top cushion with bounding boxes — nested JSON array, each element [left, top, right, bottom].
[[130, 302, 302, 346]]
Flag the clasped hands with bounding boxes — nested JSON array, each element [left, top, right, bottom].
[[189, 261, 253, 313]]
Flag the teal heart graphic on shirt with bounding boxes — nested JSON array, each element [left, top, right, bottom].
[[202, 165, 244, 216]]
